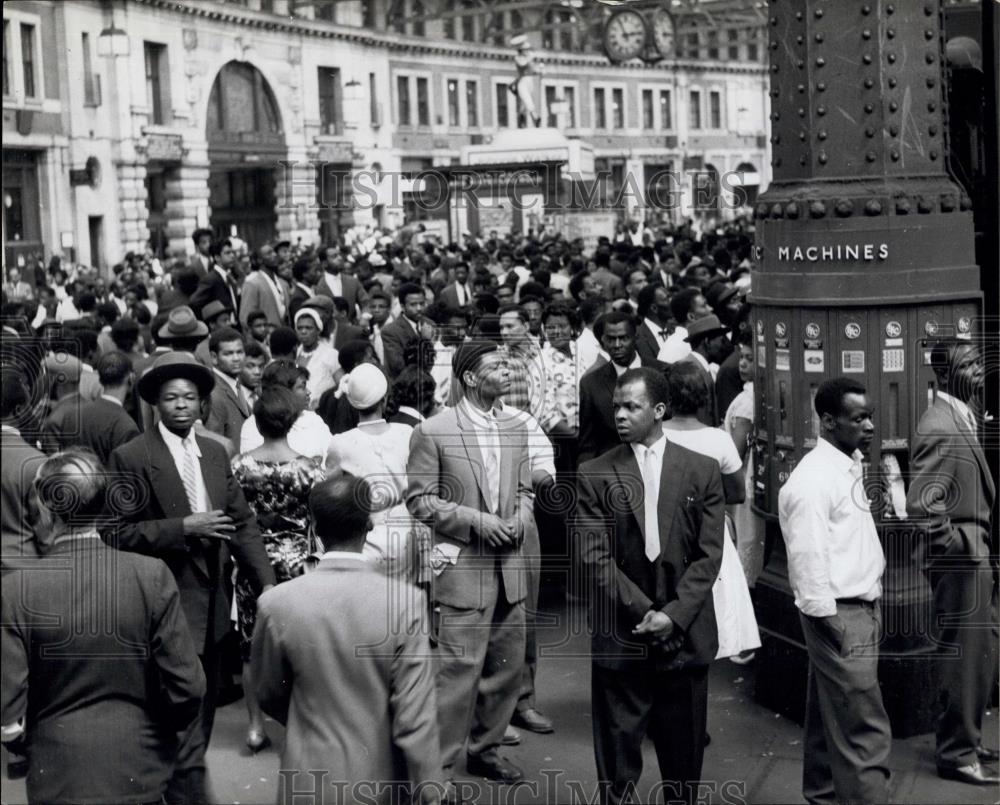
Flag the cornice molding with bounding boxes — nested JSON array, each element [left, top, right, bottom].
[[133, 0, 766, 78]]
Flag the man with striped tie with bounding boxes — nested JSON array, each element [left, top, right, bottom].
[[107, 351, 274, 804]]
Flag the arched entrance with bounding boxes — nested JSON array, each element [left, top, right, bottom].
[[206, 61, 284, 249], [732, 161, 761, 207]]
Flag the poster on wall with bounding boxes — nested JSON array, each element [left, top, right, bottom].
[[477, 204, 513, 237], [548, 212, 618, 250]]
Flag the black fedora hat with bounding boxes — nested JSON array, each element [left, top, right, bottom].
[[137, 351, 216, 404], [684, 314, 729, 343]]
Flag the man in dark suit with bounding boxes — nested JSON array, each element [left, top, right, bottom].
[[205, 327, 249, 444], [47, 351, 140, 463], [381, 282, 433, 376], [575, 367, 725, 805], [288, 255, 319, 320], [406, 341, 533, 786], [439, 262, 474, 309], [315, 246, 368, 313], [190, 239, 239, 318], [0, 369, 46, 571], [107, 352, 275, 804], [907, 340, 999, 786], [679, 314, 731, 428], [187, 228, 214, 279], [2, 449, 205, 805], [634, 284, 673, 365], [252, 476, 442, 805], [577, 311, 668, 464]]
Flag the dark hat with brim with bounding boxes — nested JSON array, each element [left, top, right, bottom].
[[138, 350, 215, 404], [158, 305, 209, 341], [200, 300, 232, 323], [685, 314, 729, 343]]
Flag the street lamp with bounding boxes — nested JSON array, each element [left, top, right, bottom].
[[97, 24, 130, 58]]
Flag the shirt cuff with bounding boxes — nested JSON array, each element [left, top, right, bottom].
[[1, 718, 24, 741], [797, 598, 838, 618]]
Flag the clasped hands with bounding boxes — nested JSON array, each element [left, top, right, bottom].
[[475, 513, 523, 549], [634, 610, 683, 652]]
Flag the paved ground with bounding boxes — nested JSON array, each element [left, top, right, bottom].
[[2, 594, 997, 804]]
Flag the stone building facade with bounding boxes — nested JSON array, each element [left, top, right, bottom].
[[2, 0, 770, 267]]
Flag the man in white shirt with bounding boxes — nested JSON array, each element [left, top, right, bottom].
[[657, 287, 711, 365], [778, 377, 891, 805]]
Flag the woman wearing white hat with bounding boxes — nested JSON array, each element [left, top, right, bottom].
[[294, 307, 339, 407], [325, 364, 427, 581]]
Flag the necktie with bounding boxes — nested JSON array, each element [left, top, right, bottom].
[[642, 446, 660, 561], [485, 412, 501, 513], [372, 325, 385, 364], [659, 329, 670, 340], [181, 438, 201, 513]]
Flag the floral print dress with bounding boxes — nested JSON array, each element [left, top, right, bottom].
[[232, 454, 326, 658]]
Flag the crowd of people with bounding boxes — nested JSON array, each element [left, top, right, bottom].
[[0, 217, 994, 805]]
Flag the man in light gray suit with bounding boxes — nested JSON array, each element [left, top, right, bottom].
[[239, 244, 289, 328], [252, 475, 442, 805], [406, 341, 533, 786]]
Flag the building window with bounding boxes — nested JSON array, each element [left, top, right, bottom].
[[593, 87, 606, 129], [447, 79, 460, 126], [412, 0, 425, 36], [746, 28, 759, 61], [21, 23, 35, 98], [611, 87, 624, 128], [689, 90, 701, 129], [82, 32, 100, 107], [660, 89, 672, 129], [686, 32, 699, 59], [318, 66, 342, 135], [144, 42, 167, 124], [642, 89, 654, 130], [466, 80, 478, 127], [545, 85, 557, 128], [314, 0, 336, 22], [706, 30, 719, 59], [369, 72, 379, 126], [564, 86, 575, 128], [443, 0, 456, 39], [416, 77, 429, 125], [496, 82, 509, 127], [2, 21, 11, 97], [460, 0, 475, 41], [727, 29, 739, 60], [709, 90, 721, 128], [397, 75, 411, 125]]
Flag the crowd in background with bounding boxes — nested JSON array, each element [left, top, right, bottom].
[[0, 215, 772, 805]]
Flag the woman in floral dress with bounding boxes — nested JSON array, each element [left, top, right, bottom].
[[232, 386, 326, 752]]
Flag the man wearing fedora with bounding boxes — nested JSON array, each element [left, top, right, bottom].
[[194, 300, 235, 368], [107, 351, 275, 804], [679, 314, 732, 428], [136, 307, 210, 432]]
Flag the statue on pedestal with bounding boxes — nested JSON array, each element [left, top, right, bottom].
[[508, 34, 542, 128]]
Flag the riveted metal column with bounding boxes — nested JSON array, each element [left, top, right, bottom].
[[750, 0, 982, 736]]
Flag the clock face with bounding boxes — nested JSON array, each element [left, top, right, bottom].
[[652, 9, 676, 58], [604, 10, 648, 63]]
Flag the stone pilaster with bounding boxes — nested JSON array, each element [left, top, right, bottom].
[[116, 161, 150, 256], [274, 146, 320, 248], [164, 149, 211, 257]]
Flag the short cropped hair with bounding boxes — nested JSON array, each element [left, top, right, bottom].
[[670, 288, 703, 324], [96, 351, 133, 387], [617, 367, 670, 408], [398, 282, 424, 303], [261, 359, 308, 391], [600, 310, 637, 337], [268, 326, 298, 357], [666, 362, 708, 415], [814, 377, 867, 418], [310, 475, 373, 546], [497, 304, 528, 323], [208, 327, 244, 354], [453, 340, 500, 389], [34, 449, 107, 524]]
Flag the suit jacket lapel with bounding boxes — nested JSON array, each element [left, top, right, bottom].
[[657, 443, 686, 554], [197, 435, 227, 511], [933, 399, 993, 500], [221, 376, 249, 418], [455, 408, 492, 510], [147, 429, 190, 519], [613, 448, 647, 546]]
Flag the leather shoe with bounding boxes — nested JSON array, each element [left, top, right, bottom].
[[501, 725, 522, 746], [937, 762, 1000, 785], [511, 707, 554, 734], [976, 745, 1000, 763], [467, 751, 524, 783]]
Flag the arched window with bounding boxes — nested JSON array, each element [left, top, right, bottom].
[[207, 61, 281, 141]]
